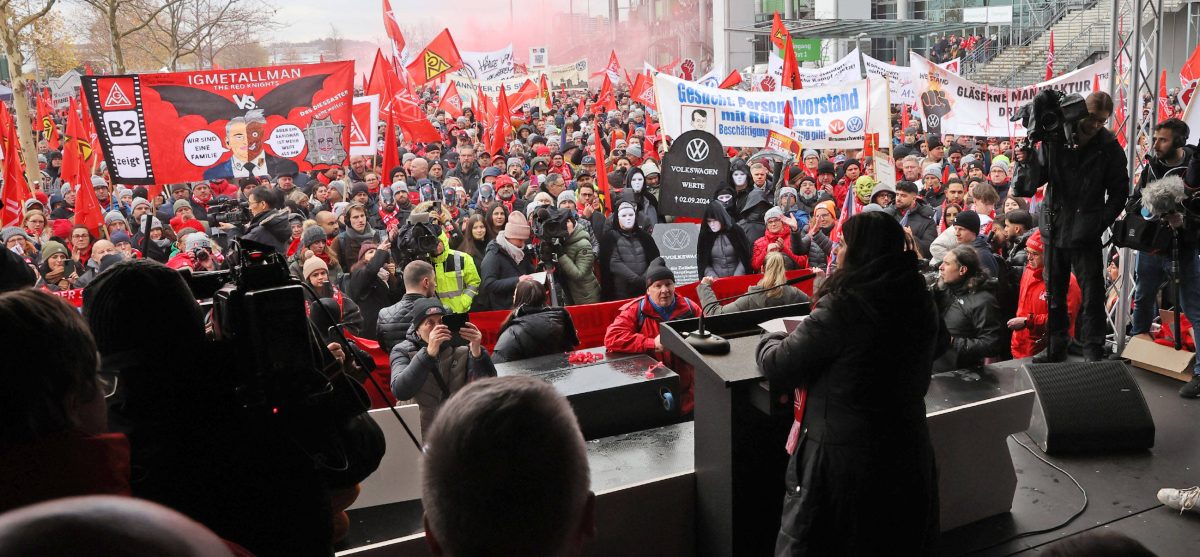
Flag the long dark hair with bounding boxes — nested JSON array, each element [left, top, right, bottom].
[[500, 280, 547, 330], [456, 214, 490, 257], [484, 202, 509, 238], [945, 245, 988, 292], [817, 211, 908, 302]]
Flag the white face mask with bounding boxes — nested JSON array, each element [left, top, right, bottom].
[[618, 208, 637, 230], [630, 174, 644, 192], [717, 193, 733, 204], [707, 219, 721, 233], [732, 171, 747, 187]]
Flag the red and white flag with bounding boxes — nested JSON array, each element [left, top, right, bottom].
[[438, 80, 464, 119], [381, 0, 407, 64], [0, 104, 30, 228], [1045, 31, 1055, 81], [1180, 43, 1200, 106]]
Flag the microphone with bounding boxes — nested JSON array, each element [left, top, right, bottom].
[[685, 271, 816, 355]]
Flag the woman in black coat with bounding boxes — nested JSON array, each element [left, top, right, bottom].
[[492, 280, 580, 363], [598, 200, 660, 301], [932, 245, 1005, 372], [756, 211, 948, 556], [697, 200, 752, 279], [347, 241, 399, 339]]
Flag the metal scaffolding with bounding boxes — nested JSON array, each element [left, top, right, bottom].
[[1109, 0, 1164, 354]]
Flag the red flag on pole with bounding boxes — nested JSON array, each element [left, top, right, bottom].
[[1046, 31, 1055, 81], [488, 88, 512, 155], [539, 72, 551, 106], [630, 73, 657, 110], [367, 50, 391, 101], [900, 103, 911, 131], [1180, 43, 1200, 106], [593, 118, 613, 212], [382, 0, 407, 62], [438, 80, 464, 119], [61, 98, 84, 189], [73, 169, 105, 237], [718, 70, 743, 89], [1159, 69, 1172, 122], [784, 100, 793, 129], [770, 12, 788, 51], [381, 111, 399, 181], [782, 35, 802, 90], [404, 29, 464, 86], [576, 95, 586, 118], [0, 104, 31, 227], [596, 74, 617, 112]]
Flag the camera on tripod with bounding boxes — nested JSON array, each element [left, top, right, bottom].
[[532, 206, 570, 268], [211, 198, 251, 226], [390, 212, 442, 268], [1010, 89, 1089, 145]]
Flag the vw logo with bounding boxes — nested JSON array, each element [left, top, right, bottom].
[[686, 138, 709, 162], [847, 116, 864, 133], [663, 228, 691, 250], [927, 114, 941, 128]]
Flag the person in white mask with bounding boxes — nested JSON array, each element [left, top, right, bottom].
[[622, 167, 661, 230], [598, 199, 660, 301]]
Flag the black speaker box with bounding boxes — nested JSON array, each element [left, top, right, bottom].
[[1017, 361, 1155, 453]]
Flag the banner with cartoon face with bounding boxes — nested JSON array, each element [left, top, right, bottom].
[[82, 61, 354, 184]]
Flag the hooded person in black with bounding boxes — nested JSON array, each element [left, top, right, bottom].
[[730, 158, 753, 216], [738, 187, 773, 243], [714, 184, 739, 221], [623, 166, 663, 229], [599, 198, 660, 301], [697, 200, 752, 278]]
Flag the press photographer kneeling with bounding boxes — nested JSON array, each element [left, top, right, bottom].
[[1123, 118, 1200, 398]]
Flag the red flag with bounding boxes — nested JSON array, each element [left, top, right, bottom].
[[655, 58, 680, 75], [405, 29, 464, 86], [84, 63, 93, 75], [784, 100, 793, 129], [718, 70, 743, 89], [488, 88, 512, 155], [596, 74, 617, 113], [900, 103, 910, 131], [73, 168, 105, 237], [507, 80, 541, 113], [576, 95, 586, 118], [391, 90, 442, 144], [782, 35, 802, 90], [539, 73, 551, 106], [630, 73, 657, 110], [78, 88, 101, 173], [61, 98, 84, 189], [592, 50, 621, 82], [1180, 43, 1200, 106], [438, 80, 464, 119], [593, 118, 613, 212], [34, 91, 50, 132], [0, 104, 31, 227], [770, 12, 788, 51], [367, 50, 391, 101], [1159, 69, 1172, 123], [381, 0, 407, 62], [44, 119, 61, 151], [381, 111, 399, 181], [1046, 31, 1055, 81]]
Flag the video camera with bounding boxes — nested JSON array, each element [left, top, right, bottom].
[[1010, 89, 1089, 145], [390, 212, 442, 268], [532, 206, 571, 268], [211, 197, 251, 226]]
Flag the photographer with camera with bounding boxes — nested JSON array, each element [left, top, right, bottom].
[[1129, 119, 1200, 397], [1014, 91, 1128, 362], [216, 186, 291, 255]]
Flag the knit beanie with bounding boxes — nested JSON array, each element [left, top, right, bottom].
[[110, 231, 132, 245], [105, 211, 125, 225], [40, 241, 68, 263], [923, 164, 942, 178], [357, 242, 379, 261], [765, 206, 784, 221], [409, 297, 448, 331], [1, 227, 31, 244], [1026, 229, 1044, 253], [173, 199, 191, 212], [644, 256, 675, 287], [954, 210, 981, 236], [131, 197, 152, 212], [350, 182, 369, 198], [51, 219, 73, 240], [505, 211, 531, 240], [557, 190, 577, 206], [301, 225, 326, 248], [184, 232, 211, 252], [303, 256, 329, 279]]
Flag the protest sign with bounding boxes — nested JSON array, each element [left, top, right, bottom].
[[863, 54, 960, 105], [654, 73, 891, 150], [909, 53, 1111, 137], [764, 124, 803, 157], [49, 70, 82, 108], [652, 223, 701, 285], [459, 44, 515, 81], [546, 59, 589, 90], [350, 95, 379, 156], [81, 61, 354, 185], [763, 49, 861, 92], [447, 74, 548, 112], [659, 130, 729, 218]]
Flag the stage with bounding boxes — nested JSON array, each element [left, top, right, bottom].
[[939, 359, 1200, 556], [336, 357, 1200, 557]]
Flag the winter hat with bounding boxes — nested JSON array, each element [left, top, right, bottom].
[[60, 184, 73, 197], [777, 186, 799, 203], [954, 210, 981, 236], [923, 164, 942, 178], [990, 160, 1011, 174], [2, 227, 31, 244], [802, 149, 819, 160], [482, 166, 504, 179], [869, 183, 896, 204], [992, 154, 1012, 166], [349, 182, 369, 198], [357, 242, 379, 261], [842, 158, 862, 171], [51, 219, 73, 240], [626, 143, 643, 158], [97, 253, 124, 274], [862, 203, 887, 213], [557, 190, 577, 206], [91, 176, 108, 189], [1026, 229, 1044, 253], [0, 248, 36, 292], [815, 200, 837, 217], [926, 136, 944, 150], [110, 231, 131, 246], [329, 180, 347, 197], [817, 161, 835, 175], [392, 181, 409, 192], [150, 217, 163, 230], [173, 199, 192, 212], [409, 297, 448, 331], [184, 232, 211, 252], [303, 256, 329, 280], [641, 160, 661, 176], [301, 225, 326, 248], [507, 157, 524, 168], [765, 206, 785, 222], [40, 241, 68, 263], [116, 186, 133, 199], [104, 211, 125, 225], [505, 211, 531, 240], [644, 256, 675, 287], [131, 197, 152, 212], [23, 198, 45, 212]]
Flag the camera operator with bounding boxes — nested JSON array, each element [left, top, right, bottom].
[[217, 186, 290, 255], [1131, 119, 1200, 397], [1015, 91, 1128, 362]]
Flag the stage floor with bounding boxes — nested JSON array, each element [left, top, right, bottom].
[[938, 359, 1200, 556]]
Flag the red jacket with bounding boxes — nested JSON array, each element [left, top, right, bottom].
[[0, 431, 131, 514], [604, 295, 702, 414], [1011, 265, 1081, 358], [752, 229, 808, 271]]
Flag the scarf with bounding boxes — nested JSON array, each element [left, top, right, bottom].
[[42, 265, 67, 288], [342, 222, 380, 244], [497, 232, 524, 264], [646, 296, 677, 322], [379, 207, 400, 229]]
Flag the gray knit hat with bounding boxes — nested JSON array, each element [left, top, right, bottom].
[[301, 225, 326, 248]]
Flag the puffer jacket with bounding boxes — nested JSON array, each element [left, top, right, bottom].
[[897, 200, 938, 257], [389, 330, 497, 434], [697, 282, 810, 316], [599, 215, 660, 301], [241, 209, 292, 255], [375, 293, 425, 353], [557, 224, 601, 305], [751, 228, 809, 271], [492, 306, 581, 363], [932, 279, 1005, 372], [697, 200, 752, 278], [603, 294, 701, 414]]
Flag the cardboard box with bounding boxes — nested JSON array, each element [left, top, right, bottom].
[[1122, 333, 1195, 382]]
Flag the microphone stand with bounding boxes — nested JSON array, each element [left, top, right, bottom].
[[685, 272, 816, 355]]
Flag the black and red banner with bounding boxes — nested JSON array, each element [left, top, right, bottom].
[[81, 61, 354, 185]]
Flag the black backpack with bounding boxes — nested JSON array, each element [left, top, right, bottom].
[[1110, 196, 1173, 255]]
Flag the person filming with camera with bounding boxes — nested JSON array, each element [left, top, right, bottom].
[[217, 185, 291, 255], [1130, 118, 1200, 397], [1014, 91, 1128, 362]]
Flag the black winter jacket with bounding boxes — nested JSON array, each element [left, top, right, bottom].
[[241, 209, 292, 255], [1037, 128, 1129, 248], [492, 306, 580, 363], [598, 215, 660, 301], [933, 279, 1004, 372], [348, 247, 398, 339], [478, 237, 536, 311], [897, 200, 938, 257], [376, 293, 426, 353]]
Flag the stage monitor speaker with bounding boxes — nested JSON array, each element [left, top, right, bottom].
[[1017, 361, 1155, 454]]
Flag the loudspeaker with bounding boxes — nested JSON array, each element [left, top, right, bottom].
[[1017, 361, 1155, 453]]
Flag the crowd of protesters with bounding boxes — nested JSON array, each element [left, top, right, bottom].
[[5, 52, 1200, 555]]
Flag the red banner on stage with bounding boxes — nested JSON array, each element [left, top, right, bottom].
[[81, 61, 355, 185]]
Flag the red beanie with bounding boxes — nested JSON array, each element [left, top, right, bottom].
[[51, 219, 73, 240], [1026, 229, 1044, 253]]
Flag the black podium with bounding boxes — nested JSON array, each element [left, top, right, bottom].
[[661, 304, 808, 557]]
